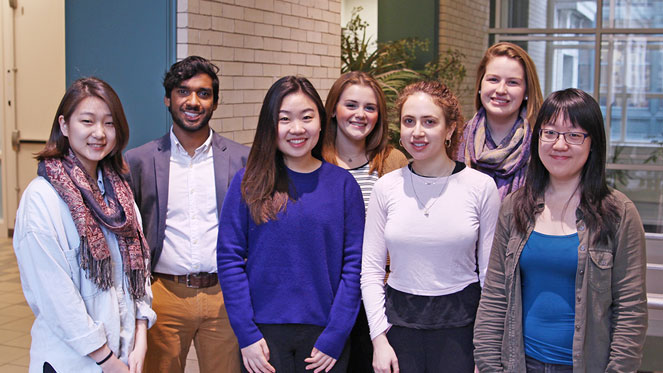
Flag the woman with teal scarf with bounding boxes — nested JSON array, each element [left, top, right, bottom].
[[457, 42, 543, 200]]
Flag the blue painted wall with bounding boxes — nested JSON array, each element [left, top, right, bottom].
[[65, 0, 177, 150]]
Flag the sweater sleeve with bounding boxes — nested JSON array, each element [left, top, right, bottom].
[[133, 203, 157, 328], [476, 178, 501, 287], [216, 170, 263, 349], [607, 198, 648, 372], [381, 148, 409, 176], [313, 176, 365, 359], [360, 177, 392, 340], [474, 197, 515, 372]]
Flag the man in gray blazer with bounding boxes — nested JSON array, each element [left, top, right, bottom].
[[125, 56, 248, 373]]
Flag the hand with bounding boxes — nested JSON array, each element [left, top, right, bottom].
[[372, 333, 399, 373], [241, 338, 275, 373], [128, 319, 148, 373], [89, 345, 129, 373], [304, 347, 337, 372]]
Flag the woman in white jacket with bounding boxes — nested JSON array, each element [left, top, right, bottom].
[[13, 77, 155, 373]]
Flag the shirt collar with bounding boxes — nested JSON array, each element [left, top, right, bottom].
[[169, 126, 214, 157], [96, 168, 105, 196]]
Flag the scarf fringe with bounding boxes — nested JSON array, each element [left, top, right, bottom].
[[128, 269, 148, 299], [80, 236, 113, 291], [127, 229, 150, 299]]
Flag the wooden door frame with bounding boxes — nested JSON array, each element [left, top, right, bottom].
[[1, 0, 65, 236], [1, 0, 16, 237]]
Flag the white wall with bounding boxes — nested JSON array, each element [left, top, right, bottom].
[[341, 0, 378, 52]]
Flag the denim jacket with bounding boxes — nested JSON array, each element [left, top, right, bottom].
[[13, 176, 157, 372], [474, 189, 647, 373]]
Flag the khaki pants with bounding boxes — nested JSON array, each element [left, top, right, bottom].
[[144, 276, 241, 373]]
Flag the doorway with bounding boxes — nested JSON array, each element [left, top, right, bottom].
[[1, 0, 66, 236]]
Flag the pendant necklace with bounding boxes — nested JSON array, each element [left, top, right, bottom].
[[348, 153, 364, 163], [345, 153, 366, 164], [410, 166, 452, 217]]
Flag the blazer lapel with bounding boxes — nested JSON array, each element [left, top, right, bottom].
[[155, 134, 171, 244], [212, 132, 230, 217]]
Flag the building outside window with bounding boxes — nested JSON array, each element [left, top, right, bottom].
[[492, 0, 663, 233]]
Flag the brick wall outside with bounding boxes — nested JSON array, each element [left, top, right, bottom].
[[438, 0, 490, 122], [177, 0, 342, 144]]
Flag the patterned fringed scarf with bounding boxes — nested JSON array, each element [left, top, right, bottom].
[[461, 107, 532, 200], [38, 150, 150, 298]]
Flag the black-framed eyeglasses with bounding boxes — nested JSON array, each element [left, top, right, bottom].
[[539, 129, 589, 145]]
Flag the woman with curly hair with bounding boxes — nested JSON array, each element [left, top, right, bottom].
[[361, 81, 500, 372]]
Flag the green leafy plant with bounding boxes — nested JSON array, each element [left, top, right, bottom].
[[606, 145, 629, 188], [341, 7, 467, 150], [606, 139, 663, 190], [643, 139, 663, 164]]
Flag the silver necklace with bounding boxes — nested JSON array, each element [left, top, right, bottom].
[[422, 175, 444, 185], [409, 166, 452, 217]]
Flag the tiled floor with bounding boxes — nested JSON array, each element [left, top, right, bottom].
[[0, 237, 201, 373], [4, 235, 660, 373], [0, 237, 32, 372]]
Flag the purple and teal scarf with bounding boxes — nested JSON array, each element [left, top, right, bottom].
[[458, 107, 532, 200]]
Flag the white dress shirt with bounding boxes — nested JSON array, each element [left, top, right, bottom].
[[154, 128, 218, 275]]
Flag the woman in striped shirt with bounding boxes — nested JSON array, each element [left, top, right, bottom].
[[322, 71, 407, 371]]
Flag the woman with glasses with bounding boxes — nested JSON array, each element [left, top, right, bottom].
[[474, 89, 647, 372], [457, 42, 543, 200]]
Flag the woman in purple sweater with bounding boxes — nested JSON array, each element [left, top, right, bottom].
[[217, 76, 365, 373]]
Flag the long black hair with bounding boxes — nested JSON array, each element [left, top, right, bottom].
[[241, 76, 326, 224], [514, 88, 619, 246]]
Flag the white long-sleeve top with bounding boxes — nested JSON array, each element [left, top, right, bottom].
[[361, 165, 500, 340], [13, 175, 156, 372]]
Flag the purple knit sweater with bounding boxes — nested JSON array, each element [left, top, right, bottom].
[[217, 161, 365, 359]]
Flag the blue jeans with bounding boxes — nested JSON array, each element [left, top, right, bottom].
[[525, 355, 573, 372]]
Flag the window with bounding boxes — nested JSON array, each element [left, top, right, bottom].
[[491, 0, 663, 233]]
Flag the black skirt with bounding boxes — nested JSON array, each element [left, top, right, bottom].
[[385, 281, 481, 329]]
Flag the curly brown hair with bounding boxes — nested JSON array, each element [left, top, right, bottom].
[[395, 80, 464, 159]]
